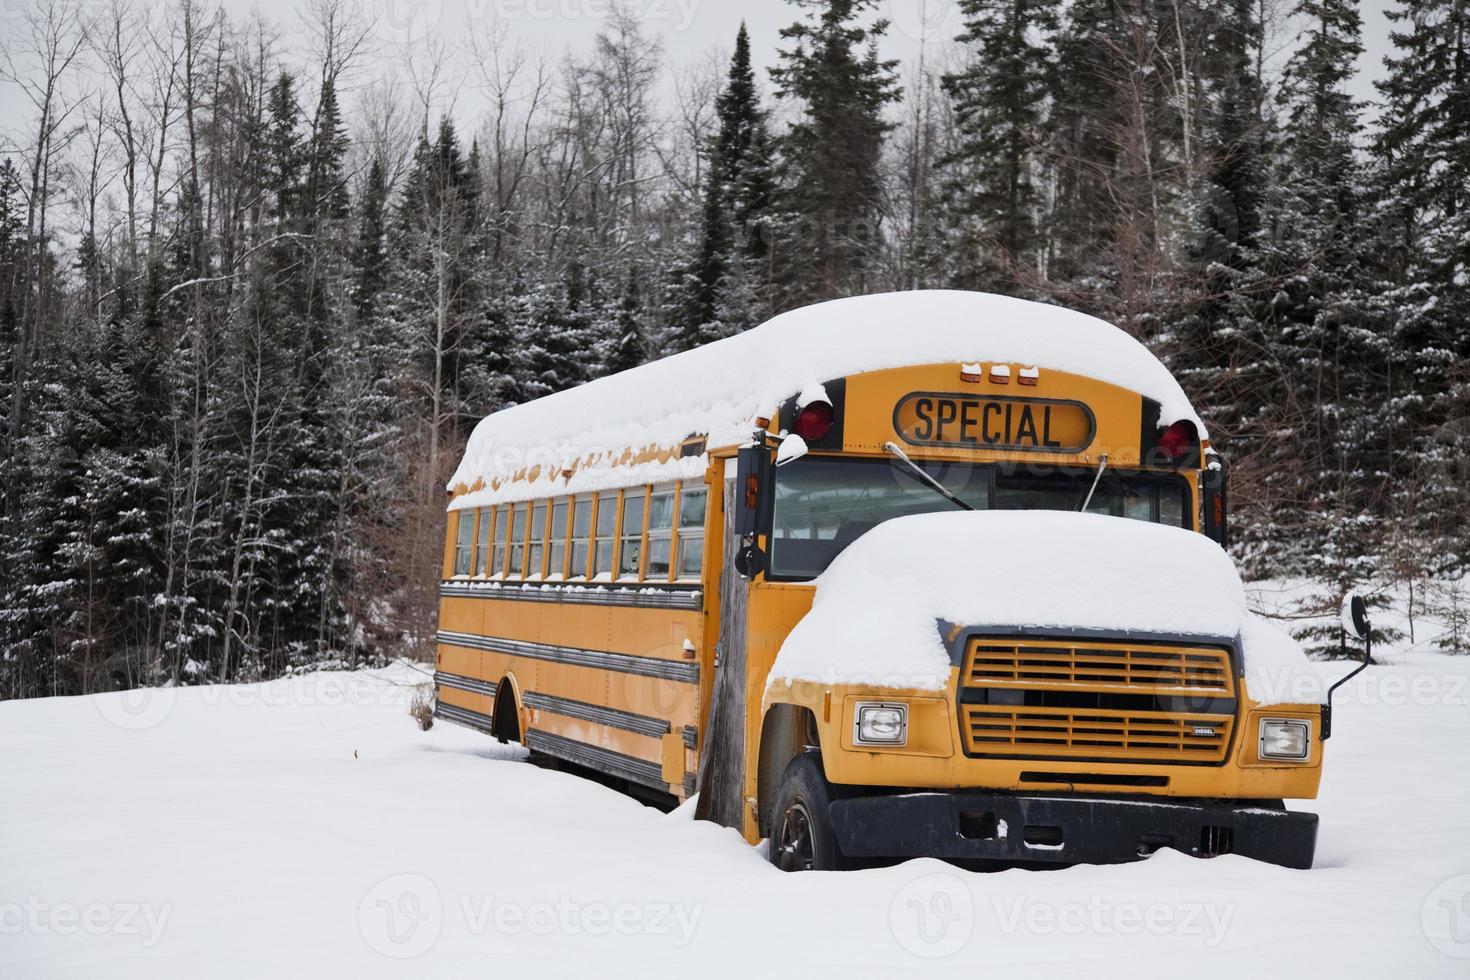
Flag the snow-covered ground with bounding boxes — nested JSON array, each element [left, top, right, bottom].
[[3, 652, 1469, 978]]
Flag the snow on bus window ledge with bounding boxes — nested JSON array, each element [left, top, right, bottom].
[[447, 290, 1206, 498], [448, 454, 707, 511], [443, 577, 694, 594], [764, 510, 1320, 706]]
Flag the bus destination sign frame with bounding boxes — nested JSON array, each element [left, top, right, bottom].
[[892, 391, 1097, 454]]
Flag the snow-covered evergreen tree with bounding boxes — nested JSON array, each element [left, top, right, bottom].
[[352, 158, 389, 323], [603, 270, 649, 375], [668, 23, 778, 352], [1373, 0, 1470, 580], [941, 0, 1062, 289], [770, 0, 900, 304]]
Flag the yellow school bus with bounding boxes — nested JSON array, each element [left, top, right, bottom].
[[435, 290, 1327, 870]]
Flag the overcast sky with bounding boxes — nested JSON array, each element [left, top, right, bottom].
[[0, 0, 1400, 164], [310, 0, 1399, 108]]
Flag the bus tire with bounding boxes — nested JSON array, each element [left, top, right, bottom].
[[769, 753, 845, 872]]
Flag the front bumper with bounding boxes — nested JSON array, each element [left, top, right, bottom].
[[829, 791, 1318, 869]]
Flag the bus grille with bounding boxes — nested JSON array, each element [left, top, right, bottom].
[[958, 637, 1236, 765], [964, 639, 1233, 692]]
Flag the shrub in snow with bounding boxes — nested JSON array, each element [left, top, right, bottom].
[[409, 684, 435, 731], [1428, 578, 1469, 655]]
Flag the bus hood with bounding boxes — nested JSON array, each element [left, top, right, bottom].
[[766, 511, 1318, 704]]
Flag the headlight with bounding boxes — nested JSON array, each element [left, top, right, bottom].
[[1259, 719, 1311, 760], [854, 703, 907, 746]]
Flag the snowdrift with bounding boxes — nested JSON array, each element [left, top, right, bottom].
[[767, 511, 1317, 704]]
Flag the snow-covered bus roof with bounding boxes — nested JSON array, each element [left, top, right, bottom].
[[448, 290, 1204, 504]]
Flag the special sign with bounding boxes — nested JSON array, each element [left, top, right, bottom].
[[893, 392, 1095, 453]]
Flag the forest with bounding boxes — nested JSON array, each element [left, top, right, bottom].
[[0, 0, 1466, 700]]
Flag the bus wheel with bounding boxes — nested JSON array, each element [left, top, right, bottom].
[[770, 754, 844, 871], [492, 681, 521, 745]]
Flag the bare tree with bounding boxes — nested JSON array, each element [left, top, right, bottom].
[[354, 75, 416, 192], [403, 35, 462, 138], [92, 0, 146, 265], [0, 0, 87, 517], [467, 16, 555, 270], [74, 95, 112, 318], [659, 49, 724, 208], [140, 5, 184, 261]]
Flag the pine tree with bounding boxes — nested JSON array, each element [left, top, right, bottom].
[[509, 275, 598, 402], [306, 77, 351, 227], [0, 157, 25, 508], [388, 117, 485, 461], [1044, 0, 1188, 321], [1045, 0, 1130, 285], [1270, 0, 1385, 654], [941, 0, 1062, 288], [266, 74, 303, 228], [352, 158, 389, 322], [1373, 1, 1470, 579], [1378, 1, 1470, 231], [1, 183, 53, 695], [670, 23, 778, 351], [1163, 0, 1301, 584], [604, 269, 648, 374], [770, 0, 900, 304], [4, 298, 171, 691], [1275, 0, 1369, 500], [1280, 0, 1364, 221]]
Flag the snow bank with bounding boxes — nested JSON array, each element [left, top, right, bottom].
[[448, 291, 1204, 505], [767, 511, 1319, 703], [4, 657, 1469, 975]]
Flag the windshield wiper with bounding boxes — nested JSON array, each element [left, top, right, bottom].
[[882, 441, 975, 512], [1079, 453, 1110, 512]]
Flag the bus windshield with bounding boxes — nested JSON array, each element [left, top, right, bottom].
[[769, 456, 1189, 579]]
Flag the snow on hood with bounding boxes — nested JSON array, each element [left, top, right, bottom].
[[766, 511, 1317, 705], [448, 290, 1204, 505]]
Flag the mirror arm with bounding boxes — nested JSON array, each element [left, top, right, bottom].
[[1321, 629, 1370, 740]]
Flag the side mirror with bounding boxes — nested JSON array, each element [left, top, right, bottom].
[[733, 439, 772, 578], [734, 441, 771, 538], [1340, 593, 1370, 641]]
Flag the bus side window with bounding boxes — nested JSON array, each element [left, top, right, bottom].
[[548, 498, 569, 578], [475, 507, 492, 575], [676, 482, 706, 580], [570, 494, 592, 579], [509, 503, 527, 577], [490, 503, 509, 577], [593, 491, 618, 579], [452, 510, 474, 576], [528, 500, 548, 578], [646, 484, 676, 581], [619, 488, 647, 579]]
